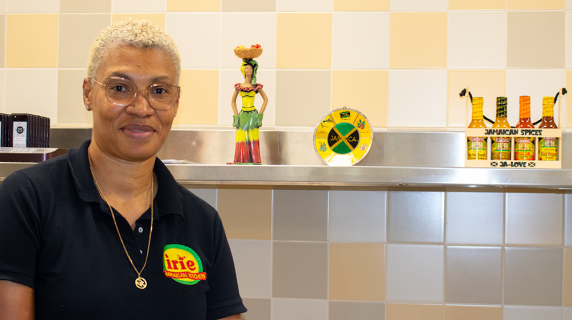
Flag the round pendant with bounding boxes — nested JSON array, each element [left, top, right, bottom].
[[314, 108, 373, 166], [135, 277, 147, 289]]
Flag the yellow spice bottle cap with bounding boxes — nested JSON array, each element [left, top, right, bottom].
[[542, 96, 554, 105]]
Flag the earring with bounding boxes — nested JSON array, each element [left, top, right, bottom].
[[85, 105, 91, 111], [174, 114, 177, 117]]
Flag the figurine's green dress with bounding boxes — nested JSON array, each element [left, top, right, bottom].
[[233, 83, 263, 163]]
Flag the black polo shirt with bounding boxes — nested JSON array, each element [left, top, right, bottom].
[[0, 140, 246, 319]]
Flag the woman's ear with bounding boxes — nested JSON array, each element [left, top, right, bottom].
[[82, 78, 93, 110]]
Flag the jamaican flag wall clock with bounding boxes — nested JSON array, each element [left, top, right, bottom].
[[314, 107, 373, 166]]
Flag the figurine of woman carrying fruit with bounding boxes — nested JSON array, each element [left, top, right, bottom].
[[231, 44, 268, 164]]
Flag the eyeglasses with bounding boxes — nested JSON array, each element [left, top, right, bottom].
[[90, 77, 180, 111]]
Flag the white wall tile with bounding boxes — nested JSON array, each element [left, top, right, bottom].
[[332, 12, 389, 69], [389, 70, 447, 128], [5, 69, 57, 122], [568, 0, 572, 9], [228, 240, 271, 298], [277, 0, 332, 12], [0, 0, 6, 13], [166, 13, 220, 69], [505, 192, 563, 246], [386, 244, 444, 303], [271, 299, 328, 320], [329, 190, 386, 243], [7, 0, 58, 13], [503, 306, 561, 320], [448, 11, 507, 69], [218, 69, 275, 127], [221, 13, 276, 69], [112, 0, 166, 12], [390, 0, 447, 11], [446, 191, 504, 245], [505, 70, 566, 127]]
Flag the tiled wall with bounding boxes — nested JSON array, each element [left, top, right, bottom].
[[185, 185, 572, 320], [2, 0, 572, 130]]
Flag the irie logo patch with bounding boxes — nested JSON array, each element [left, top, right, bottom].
[[163, 244, 207, 285]]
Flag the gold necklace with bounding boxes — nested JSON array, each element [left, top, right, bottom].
[[89, 159, 154, 290]]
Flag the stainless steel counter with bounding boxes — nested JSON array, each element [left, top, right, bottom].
[[1, 129, 572, 188]]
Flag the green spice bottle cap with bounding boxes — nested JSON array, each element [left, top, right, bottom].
[[496, 97, 507, 106]]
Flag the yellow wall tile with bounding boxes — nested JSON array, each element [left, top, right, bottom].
[[60, 0, 111, 13], [175, 70, 219, 126], [444, 305, 502, 320], [334, 0, 389, 11], [276, 13, 332, 69], [0, 16, 5, 68], [332, 71, 388, 127], [386, 304, 443, 320], [167, 0, 220, 12], [6, 14, 58, 68], [507, 0, 565, 9], [449, 0, 506, 9], [447, 70, 505, 128], [329, 243, 385, 301], [390, 12, 447, 69], [564, 248, 572, 306], [217, 187, 272, 240], [112, 14, 165, 30]]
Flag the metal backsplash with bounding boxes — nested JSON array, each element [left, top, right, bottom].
[[49, 128, 572, 168]]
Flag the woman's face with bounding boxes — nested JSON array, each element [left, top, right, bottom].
[[83, 45, 179, 162], [244, 65, 253, 77]]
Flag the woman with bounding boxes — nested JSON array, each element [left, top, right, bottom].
[[0, 20, 245, 320], [231, 59, 268, 164]]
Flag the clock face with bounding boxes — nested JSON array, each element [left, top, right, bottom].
[[313, 108, 373, 166]]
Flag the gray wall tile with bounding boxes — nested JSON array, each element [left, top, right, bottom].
[[272, 242, 328, 299], [445, 246, 502, 304], [503, 306, 562, 320], [566, 194, 572, 247], [329, 301, 385, 320], [242, 298, 271, 320], [273, 189, 328, 241], [271, 298, 328, 320], [387, 191, 444, 243], [187, 188, 217, 209], [330, 190, 386, 243], [446, 191, 504, 245], [229, 240, 271, 298], [504, 247, 563, 305], [505, 192, 563, 246]]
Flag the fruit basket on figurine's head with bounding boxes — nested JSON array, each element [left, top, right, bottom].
[[234, 44, 263, 59]]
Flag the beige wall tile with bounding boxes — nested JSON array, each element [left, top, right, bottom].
[[386, 304, 443, 320], [57, 70, 93, 125], [447, 70, 505, 128], [568, 71, 572, 129], [508, 0, 565, 9], [168, 0, 220, 11], [276, 13, 332, 69], [60, 0, 111, 13], [444, 305, 502, 320], [6, 14, 58, 68], [565, 248, 572, 306], [0, 15, 4, 68], [449, 0, 505, 9], [390, 12, 447, 69], [112, 0, 166, 13], [7, 0, 57, 13], [507, 12, 564, 69], [175, 70, 219, 126], [329, 243, 385, 301], [217, 186, 271, 240], [332, 71, 388, 128], [334, 0, 389, 11], [58, 14, 111, 68], [112, 14, 165, 29], [5, 69, 57, 121], [222, 0, 275, 12], [275, 71, 331, 127]]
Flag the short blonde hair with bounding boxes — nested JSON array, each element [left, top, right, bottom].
[[87, 19, 181, 84]]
